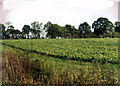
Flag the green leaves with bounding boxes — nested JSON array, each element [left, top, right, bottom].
[[78, 22, 91, 34], [92, 17, 114, 36], [2, 38, 118, 64]]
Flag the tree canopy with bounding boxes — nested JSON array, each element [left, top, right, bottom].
[[22, 25, 31, 39], [1, 17, 120, 39], [114, 21, 120, 32], [92, 17, 114, 36]]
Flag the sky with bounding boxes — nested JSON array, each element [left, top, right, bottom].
[[1, 0, 120, 30]]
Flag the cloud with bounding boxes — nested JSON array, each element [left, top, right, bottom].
[[3, 0, 117, 30], [0, 0, 4, 2]]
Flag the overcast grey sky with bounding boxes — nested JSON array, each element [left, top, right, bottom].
[[2, 0, 119, 30]]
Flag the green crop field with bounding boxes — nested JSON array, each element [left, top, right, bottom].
[[2, 38, 119, 64], [1, 38, 120, 85]]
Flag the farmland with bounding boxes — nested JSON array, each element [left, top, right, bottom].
[[2, 38, 119, 64], [1, 38, 120, 85]]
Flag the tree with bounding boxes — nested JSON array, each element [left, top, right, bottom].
[[78, 22, 91, 38], [44, 21, 53, 38], [5, 25, 15, 39], [114, 21, 120, 32], [52, 24, 64, 38], [92, 17, 114, 37], [58, 27, 65, 38], [13, 29, 21, 39], [44, 21, 64, 38], [22, 25, 30, 39], [31, 21, 42, 39], [48, 24, 62, 38], [65, 24, 77, 38], [112, 30, 120, 38], [62, 27, 69, 38], [0, 24, 6, 39]]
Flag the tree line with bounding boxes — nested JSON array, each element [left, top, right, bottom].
[[0, 17, 120, 39]]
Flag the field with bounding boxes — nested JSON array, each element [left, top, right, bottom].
[[1, 38, 120, 85]]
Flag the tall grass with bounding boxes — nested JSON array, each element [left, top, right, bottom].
[[2, 50, 119, 85]]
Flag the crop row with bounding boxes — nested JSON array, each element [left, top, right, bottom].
[[2, 38, 119, 64]]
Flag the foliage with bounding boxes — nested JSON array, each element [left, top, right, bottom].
[[0, 24, 6, 39], [92, 17, 114, 36], [1, 39, 119, 85], [1, 17, 120, 39], [114, 21, 120, 32], [2, 38, 119, 64], [78, 22, 91, 37], [31, 21, 42, 39], [65, 24, 78, 38], [45, 22, 64, 38], [22, 25, 31, 39]]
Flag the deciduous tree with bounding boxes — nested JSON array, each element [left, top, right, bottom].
[[92, 17, 114, 37]]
